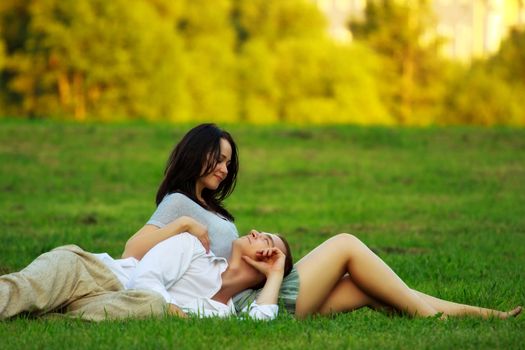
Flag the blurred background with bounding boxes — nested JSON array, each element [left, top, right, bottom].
[[0, 0, 524, 126]]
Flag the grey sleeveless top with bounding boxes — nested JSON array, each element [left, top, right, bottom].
[[146, 193, 239, 259]]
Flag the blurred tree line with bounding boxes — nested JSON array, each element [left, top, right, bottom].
[[0, 0, 523, 125]]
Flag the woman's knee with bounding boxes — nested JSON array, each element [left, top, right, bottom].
[[328, 233, 369, 256], [332, 233, 363, 246]]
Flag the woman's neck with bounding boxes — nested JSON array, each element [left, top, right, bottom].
[[194, 185, 208, 208], [196, 191, 204, 204]]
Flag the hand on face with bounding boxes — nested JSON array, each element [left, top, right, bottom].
[[242, 247, 286, 278]]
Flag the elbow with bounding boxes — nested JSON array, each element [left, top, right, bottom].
[[121, 243, 132, 259], [121, 239, 143, 260]]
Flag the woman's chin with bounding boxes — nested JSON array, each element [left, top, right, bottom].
[[206, 183, 220, 191]]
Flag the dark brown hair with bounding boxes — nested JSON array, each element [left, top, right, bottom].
[[277, 234, 294, 278], [155, 123, 238, 221]]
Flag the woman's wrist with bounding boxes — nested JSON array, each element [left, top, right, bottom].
[[180, 216, 190, 232], [169, 216, 189, 233]]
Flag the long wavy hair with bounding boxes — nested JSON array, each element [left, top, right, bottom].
[[155, 123, 238, 221]]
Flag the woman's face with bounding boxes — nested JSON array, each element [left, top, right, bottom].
[[196, 138, 232, 193]]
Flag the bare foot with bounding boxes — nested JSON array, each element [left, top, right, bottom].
[[495, 306, 522, 319], [504, 306, 522, 318]]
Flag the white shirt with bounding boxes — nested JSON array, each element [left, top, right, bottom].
[[94, 233, 278, 320]]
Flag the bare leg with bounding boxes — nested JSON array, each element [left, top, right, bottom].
[[412, 290, 522, 319], [317, 275, 394, 315], [308, 276, 522, 319], [295, 233, 438, 318]]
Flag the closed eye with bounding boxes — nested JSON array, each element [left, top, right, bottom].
[[264, 233, 275, 247]]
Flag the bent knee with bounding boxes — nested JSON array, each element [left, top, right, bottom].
[[40, 249, 81, 267], [332, 233, 362, 246]]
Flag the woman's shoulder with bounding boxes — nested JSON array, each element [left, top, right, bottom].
[[159, 192, 210, 215], [159, 192, 234, 224], [147, 193, 201, 227], [160, 192, 197, 206]]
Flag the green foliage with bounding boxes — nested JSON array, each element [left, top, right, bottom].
[[172, 0, 238, 122], [234, 0, 388, 124], [442, 64, 524, 125], [2, 0, 185, 121], [234, 0, 326, 123], [0, 0, 388, 124], [442, 28, 525, 126], [237, 39, 280, 123], [232, 0, 325, 44], [350, 0, 449, 125], [275, 40, 391, 124], [489, 27, 525, 86], [238, 39, 390, 124], [0, 1, 524, 125]]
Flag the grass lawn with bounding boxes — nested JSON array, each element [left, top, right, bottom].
[[0, 120, 524, 349]]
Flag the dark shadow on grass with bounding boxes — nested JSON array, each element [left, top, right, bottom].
[[371, 246, 428, 255]]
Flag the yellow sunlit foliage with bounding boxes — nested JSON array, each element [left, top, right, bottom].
[[0, 0, 523, 125], [3, 0, 185, 121], [275, 40, 392, 124], [442, 66, 524, 126]]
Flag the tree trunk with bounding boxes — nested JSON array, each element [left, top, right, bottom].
[[73, 72, 86, 121], [57, 73, 71, 108]]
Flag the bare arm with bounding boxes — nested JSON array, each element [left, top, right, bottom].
[[122, 216, 209, 260]]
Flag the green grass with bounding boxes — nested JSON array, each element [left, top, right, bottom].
[[1, 120, 524, 349]]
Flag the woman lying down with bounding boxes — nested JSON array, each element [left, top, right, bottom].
[[0, 231, 293, 321]]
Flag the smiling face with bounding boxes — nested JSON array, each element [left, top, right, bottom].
[[195, 138, 232, 196]]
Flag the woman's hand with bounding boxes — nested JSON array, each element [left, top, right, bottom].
[[242, 247, 286, 277], [182, 216, 210, 253]]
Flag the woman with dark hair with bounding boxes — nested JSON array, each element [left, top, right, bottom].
[[154, 123, 239, 219], [123, 123, 239, 260], [122, 124, 521, 320], [122, 123, 300, 315]]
